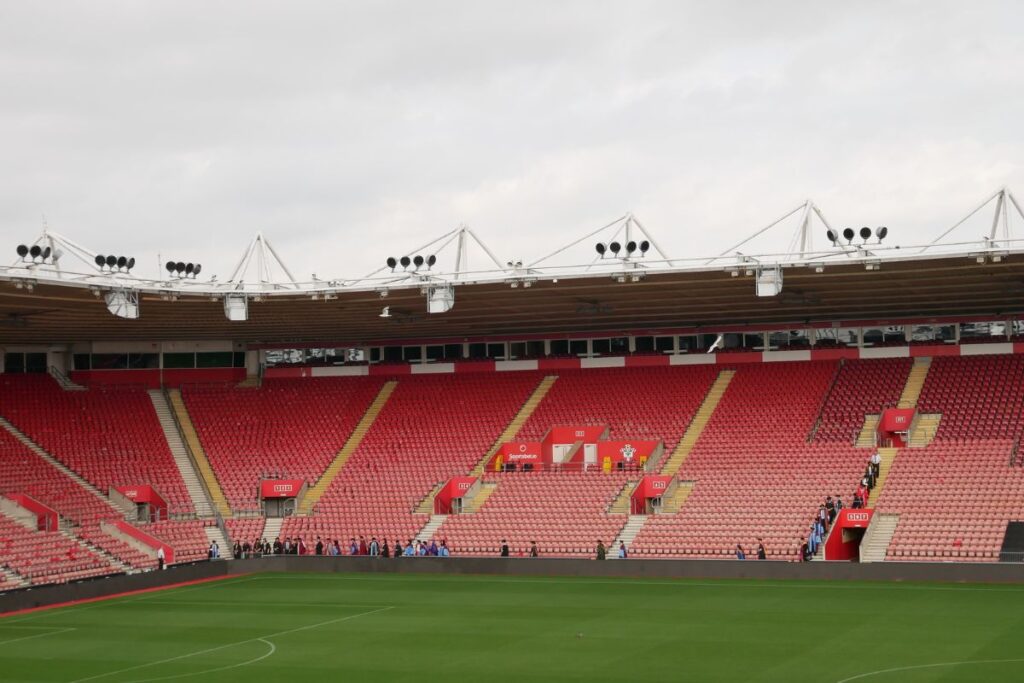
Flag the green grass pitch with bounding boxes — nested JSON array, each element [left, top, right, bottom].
[[1, 572, 1023, 682]]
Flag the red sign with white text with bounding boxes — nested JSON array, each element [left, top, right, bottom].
[[260, 479, 305, 499], [115, 485, 168, 520], [546, 425, 607, 444]]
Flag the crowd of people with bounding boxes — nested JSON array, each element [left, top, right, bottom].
[[734, 539, 768, 560], [798, 452, 882, 561], [224, 535, 452, 559]]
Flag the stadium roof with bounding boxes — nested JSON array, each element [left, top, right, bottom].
[[2, 189, 1023, 345]]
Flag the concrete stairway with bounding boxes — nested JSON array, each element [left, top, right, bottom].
[[867, 447, 898, 507], [298, 380, 398, 515], [908, 414, 941, 448], [148, 390, 214, 518], [860, 513, 900, 562], [0, 416, 124, 515], [415, 514, 447, 543], [463, 483, 497, 514], [262, 517, 284, 544], [0, 565, 29, 589], [472, 375, 558, 476], [660, 481, 695, 514], [166, 389, 232, 519], [856, 415, 881, 447], [898, 357, 931, 409], [204, 525, 229, 558], [608, 480, 639, 514], [61, 528, 134, 574], [48, 366, 86, 391], [610, 515, 647, 558], [660, 370, 735, 476], [414, 483, 446, 515]]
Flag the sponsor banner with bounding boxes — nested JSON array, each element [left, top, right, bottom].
[[260, 479, 305, 499], [547, 425, 607, 445]]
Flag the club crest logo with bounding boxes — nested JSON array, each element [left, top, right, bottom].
[[620, 444, 636, 461]]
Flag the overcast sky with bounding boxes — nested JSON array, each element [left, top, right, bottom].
[[1, 1, 1022, 282]]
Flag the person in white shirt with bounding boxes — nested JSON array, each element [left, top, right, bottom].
[[157, 546, 165, 570], [870, 452, 882, 479]]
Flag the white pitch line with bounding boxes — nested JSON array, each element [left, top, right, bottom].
[[122, 638, 276, 683], [0, 627, 75, 646], [835, 658, 1024, 682], [67, 605, 394, 683]]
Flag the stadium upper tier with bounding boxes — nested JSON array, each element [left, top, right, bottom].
[[3, 350, 1024, 588]]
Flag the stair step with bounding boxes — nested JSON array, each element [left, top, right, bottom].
[[166, 389, 232, 519], [661, 370, 734, 476], [148, 391, 215, 519]]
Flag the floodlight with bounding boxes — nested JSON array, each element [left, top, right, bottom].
[[386, 257, 397, 270], [427, 255, 437, 268], [859, 227, 872, 241], [876, 226, 888, 241], [193, 264, 201, 276], [626, 241, 637, 254], [400, 256, 411, 269], [175, 261, 186, 274], [185, 263, 194, 275], [166, 261, 175, 273], [29, 245, 41, 259], [595, 243, 606, 256], [95, 255, 106, 268], [826, 229, 838, 244], [116, 256, 127, 269], [42, 247, 51, 260], [609, 241, 621, 255], [639, 240, 650, 254], [127, 257, 135, 270], [16, 245, 28, 258], [105, 255, 117, 268], [842, 228, 855, 243], [413, 255, 424, 269]]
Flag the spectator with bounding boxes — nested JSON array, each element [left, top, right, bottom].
[[735, 544, 745, 560], [241, 540, 250, 558], [500, 539, 510, 557], [825, 496, 836, 524], [381, 539, 390, 558], [208, 541, 219, 560], [296, 537, 306, 555], [393, 540, 403, 558], [427, 540, 438, 556], [800, 537, 811, 562], [232, 541, 242, 560], [358, 536, 368, 556], [439, 540, 450, 557], [529, 541, 539, 558], [315, 537, 324, 556], [756, 539, 767, 560], [157, 546, 165, 570], [835, 495, 844, 512], [369, 537, 380, 556], [871, 451, 882, 479], [349, 538, 358, 555], [596, 540, 607, 560], [403, 542, 415, 557], [273, 537, 283, 555], [618, 542, 628, 559]]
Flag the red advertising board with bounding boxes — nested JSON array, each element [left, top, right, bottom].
[[6, 493, 58, 531], [434, 476, 478, 514], [879, 408, 914, 432], [630, 475, 675, 513], [260, 479, 305, 499], [823, 508, 875, 561], [546, 425, 607, 444]]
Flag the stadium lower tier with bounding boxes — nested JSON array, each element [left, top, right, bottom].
[[3, 354, 1024, 586]]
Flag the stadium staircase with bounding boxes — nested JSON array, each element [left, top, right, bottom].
[[856, 416, 881, 447], [47, 366, 86, 391], [148, 390, 214, 518], [204, 525, 229, 556], [898, 357, 930, 408], [0, 415, 130, 516], [60, 528, 132, 574], [609, 515, 647, 558], [262, 516, 284, 543], [297, 380, 398, 515], [867, 447, 898, 507], [0, 564, 29, 589], [166, 389, 232, 518], [463, 483, 497, 513], [470, 375, 558, 476], [608, 480, 639, 514], [415, 515, 447, 543], [859, 513, 900, 562], [660, 480, 694, 514], [659, 370, 735, 476], [908, 414, 941, 448], [414, 483, 445, 515]]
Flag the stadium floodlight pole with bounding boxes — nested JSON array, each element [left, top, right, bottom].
[[20, 230, 101, 276], [625, 214, 675, 266], [228, 232, 297, 290], [527, 215, 630, 269], [708, 199, 837, 265]]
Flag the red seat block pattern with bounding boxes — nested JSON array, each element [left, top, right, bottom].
[[813, 358, 911, 443]]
